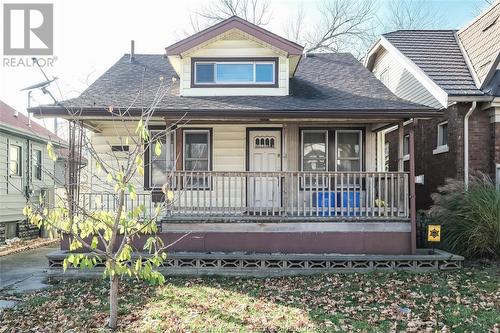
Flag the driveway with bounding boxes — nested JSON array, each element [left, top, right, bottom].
[[0, 246, 57, 294]]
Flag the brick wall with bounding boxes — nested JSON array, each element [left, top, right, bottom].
[[385, 102, 494, 210]]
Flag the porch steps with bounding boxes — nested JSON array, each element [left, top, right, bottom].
[[46, 249, 463, 278]]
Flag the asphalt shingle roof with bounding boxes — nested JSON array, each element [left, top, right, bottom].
[[51, 53, 434, 116], [383, 30, 484, 96], [0, 100, 65, 145]]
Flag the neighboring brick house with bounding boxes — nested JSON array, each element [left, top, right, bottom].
[[365, 2, 500, 210]]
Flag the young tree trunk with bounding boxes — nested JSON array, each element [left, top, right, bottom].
[[108, 274, 119, 330]]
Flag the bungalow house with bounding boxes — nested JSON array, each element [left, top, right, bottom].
[[29, 16, 442, 259], [0, 100, 66, 244], [365, 2, 500, 209]]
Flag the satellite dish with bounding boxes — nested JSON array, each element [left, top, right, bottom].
[[21, 77, 58, 91]]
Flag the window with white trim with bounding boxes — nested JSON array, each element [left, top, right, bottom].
[[149, 130, 175, 188], [194, 61, 275, 85], [9, 144, 22, 176], [437, 121, 448, 147], [301, 130, 328, 172], [403, 135, 409, 161], [33, 149, 42, 180], [184, 130, 211, 187], [336, 130, 362, 171]]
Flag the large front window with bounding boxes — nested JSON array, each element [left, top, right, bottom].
[[301, 129, 362, 172], [194, 59, 276, 86]]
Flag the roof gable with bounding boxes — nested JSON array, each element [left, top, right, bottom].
[[165, 16, 303, 56], [458, 2, 500, 88], [383, 30, 483, 97]]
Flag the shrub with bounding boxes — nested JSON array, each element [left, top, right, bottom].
[[429, 175, 500, 259]]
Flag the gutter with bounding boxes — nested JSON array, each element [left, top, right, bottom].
[[464, 101, 478, 187]]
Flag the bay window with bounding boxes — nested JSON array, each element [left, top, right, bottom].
[[193, 58, 277, 86]]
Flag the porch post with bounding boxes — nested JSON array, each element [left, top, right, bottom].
[[398, 121, 404, 172], [409, 119, 417, 254]]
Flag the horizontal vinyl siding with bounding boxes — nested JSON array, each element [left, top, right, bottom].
[[372, 49, 442, 108], [0, 132, 56, 223], [180, 35, 289, 96]]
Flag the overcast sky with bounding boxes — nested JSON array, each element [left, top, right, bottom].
[[0, 0, 489, 132]]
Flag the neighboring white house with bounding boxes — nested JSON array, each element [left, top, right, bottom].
[[0, 100, 66, 243]]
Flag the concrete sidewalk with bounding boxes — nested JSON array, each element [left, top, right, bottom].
[[0, 246, 57, 294]]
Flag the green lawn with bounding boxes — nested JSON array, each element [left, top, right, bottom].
[[1, 264, 498, 332]]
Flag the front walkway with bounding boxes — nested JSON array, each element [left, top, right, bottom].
[[0, 246, 57, 295]]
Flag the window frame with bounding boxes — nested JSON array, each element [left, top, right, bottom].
[[191, 57, 278, 88], [403, 134, 410, 161], [33, 149, 42, 181], [335, 130, 363, 172], [9, 144, 22, 177], [148, 129, 176, 189], [300, 129, 329, 172], [183, 129, 212, 189], [433, 121, 449, 155]]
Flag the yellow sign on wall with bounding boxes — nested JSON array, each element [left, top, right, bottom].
[[428, 225, 441, 242]]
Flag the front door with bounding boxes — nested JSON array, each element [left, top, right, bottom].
[[248, 130, 281, 212]]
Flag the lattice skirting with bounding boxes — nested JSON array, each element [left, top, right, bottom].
[[47, 249, 463, 277]]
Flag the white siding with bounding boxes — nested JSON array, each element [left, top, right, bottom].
[[372, 48, 442, 108], [0, 132, 56, 223], [179, 32, 289, 97]]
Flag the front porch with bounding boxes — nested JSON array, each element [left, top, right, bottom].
[[81, 170, 409, 221]]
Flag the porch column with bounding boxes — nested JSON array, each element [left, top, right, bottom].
[[409, 119, 417, 254], [398, 121, 404, 171]]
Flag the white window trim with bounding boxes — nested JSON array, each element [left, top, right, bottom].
[[335, 130, 363, 172], [9, 143, 22, 177], [434, 121, 449, 155], [403, 135, 410, 161], [300, 130, 329, 172], [33, 149, 42, 181], [183, 129, 211, 171], [194, 61, 275, 85], [149, 130, 176, 189]]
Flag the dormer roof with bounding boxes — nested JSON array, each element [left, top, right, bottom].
[[165, 16, 304, 56]]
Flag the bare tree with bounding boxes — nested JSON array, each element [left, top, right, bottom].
[[285, 0, 377, 56], [383, 0, 445, 31], [196, 0, 272, 26], [283, 4, 306, 44], [24, 77, 191, 330]]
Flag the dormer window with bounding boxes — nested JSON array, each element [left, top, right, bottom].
[[192, 57, 277, 87]]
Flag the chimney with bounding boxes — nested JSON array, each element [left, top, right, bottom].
[[130, 40, 135, 62]]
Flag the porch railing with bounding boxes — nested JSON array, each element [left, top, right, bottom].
[[80, 171, 409, 220]]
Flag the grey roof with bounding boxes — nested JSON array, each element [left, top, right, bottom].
[[383, 30, 484, 96], [35, 53, 436, 117]]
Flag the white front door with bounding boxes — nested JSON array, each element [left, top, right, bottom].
[[248, 130, 281, 212]]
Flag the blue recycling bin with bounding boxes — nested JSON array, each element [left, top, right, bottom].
[[340, 191, 360, 216], [312, 191, 337, 216]]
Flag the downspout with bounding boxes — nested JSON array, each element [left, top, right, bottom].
[[464, 101, 478, 187]]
